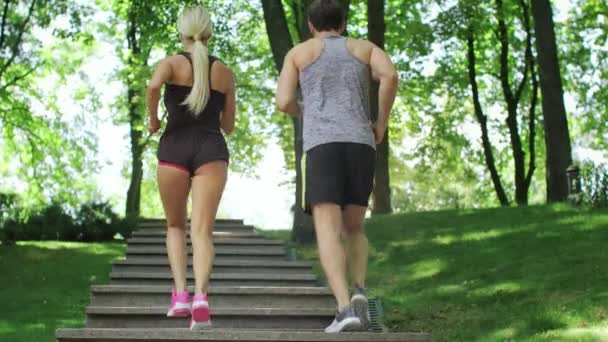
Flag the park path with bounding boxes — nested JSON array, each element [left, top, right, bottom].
[[56, 219, 430, 341]]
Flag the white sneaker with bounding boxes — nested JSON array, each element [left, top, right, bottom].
[[351, 287, 370, 330], [324, 306, 363, 333]]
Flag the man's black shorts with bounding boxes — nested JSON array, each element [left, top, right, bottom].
[[304, 142, 376, 214]]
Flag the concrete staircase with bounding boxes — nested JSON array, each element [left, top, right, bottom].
[[56, 218, 430, 341]]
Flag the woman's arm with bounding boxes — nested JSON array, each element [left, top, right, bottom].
[[220, 65, 236, 135], [146, 58, 172, 133]]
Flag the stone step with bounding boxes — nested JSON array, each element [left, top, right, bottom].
[[89, 285, 334, 309], [135, 225, 255, 234], [85, 307, 335, 329], [126, 246, 286, 257], [122, 254, 289, 263], [138, 222, 245, 227], [140, 218, 244, 225], [127, 237, 284, 246], [112, 259, 312, 275], [57, 329, 432, 342], [131, 231, 261, 239], [110, 272, 318, 287]]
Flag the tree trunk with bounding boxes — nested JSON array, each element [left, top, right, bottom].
[[296, 0, 313, 39], [521, 0, 538, 194], [531, 0, 573, 202], [261, 1, 294, 68], [0, 0, 36, 90], [291, 115, 315, 244], [126, 114, 143, 218], [496, 0, 528, 205], [124, 6, 144, 218], [368, 0, 392, 215], [466, 26, 510, 206], [289, 0, 317, 244], [261, 0, 315, 243]]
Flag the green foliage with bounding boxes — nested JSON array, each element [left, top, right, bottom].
[[0, 193, 20, 244], [215, 1, 276, 172], [0, 0, 100, 204], [562, 0, 608, 150], [0, 196, 134, 244], [0, 241, 125, 342], [0, 0, 604, 218], [382, 0, 548, 208], [580, 161, 608, 208], [75, 202, 130, 240]]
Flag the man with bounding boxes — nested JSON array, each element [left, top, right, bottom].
[[276, 0, 398, 333]]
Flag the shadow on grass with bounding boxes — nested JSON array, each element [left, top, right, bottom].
[[333, 205, 608, 341], [217, 206, 608, 340], [0, 241, 126, 342]]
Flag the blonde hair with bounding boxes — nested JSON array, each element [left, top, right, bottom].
[[177, 6, 213, 115]]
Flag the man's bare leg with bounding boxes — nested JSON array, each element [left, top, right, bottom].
[[313, 203, 351, 310]]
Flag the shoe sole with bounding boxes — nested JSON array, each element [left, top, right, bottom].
[[167, 309, 190, 317], [351, 294, 370, 330], [190, 321, 212, 330], [190, 303, 211, 330], [167, 302, 191, 317], [325, 317, 363, 333]]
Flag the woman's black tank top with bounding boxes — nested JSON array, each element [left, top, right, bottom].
[[163, 52, 225, 135]]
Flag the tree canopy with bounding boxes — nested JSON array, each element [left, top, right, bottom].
[[0, 0, 604, 226]]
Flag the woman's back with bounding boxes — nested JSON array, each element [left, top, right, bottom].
[[163, 52, 232, 135]]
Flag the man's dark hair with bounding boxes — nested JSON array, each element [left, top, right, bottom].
[[308, 0, 345, 32]]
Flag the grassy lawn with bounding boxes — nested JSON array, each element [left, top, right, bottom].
[[3, 205, 607, 341], [265, 205, 608, 341], [0, 241, 125, 342]]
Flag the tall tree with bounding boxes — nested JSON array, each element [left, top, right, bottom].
[[495, 0, 539, 205], [106, 0, 180, 218], [427, 0, 543, 206], [382, 0, 491, 211], [261, 0, 314, 244], [123, 1, 146, 218], [531, 0, 573, 202], [291, 0, 315, 243], [368, 0, 392, 214], [466, 23, 510, 206]]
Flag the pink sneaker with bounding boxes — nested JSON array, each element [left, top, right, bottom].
[[190, 293, 211, 330], [167, 289, 191, 317]]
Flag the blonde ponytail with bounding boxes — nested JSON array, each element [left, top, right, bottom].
[[177, 6, 213, 115], [188, 39, 210, 114]]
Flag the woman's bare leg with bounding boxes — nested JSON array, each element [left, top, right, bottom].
[[157, 165, 191, 292], [190, 161, 228, 295]]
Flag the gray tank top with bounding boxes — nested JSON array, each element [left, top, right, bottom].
[[300, 36, 375, 152]]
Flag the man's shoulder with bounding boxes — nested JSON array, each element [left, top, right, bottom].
[[288, 39, 322, 69], [345, 38, 376, 65], [292, 39, 320, 53], [346, 38, 376, 49]]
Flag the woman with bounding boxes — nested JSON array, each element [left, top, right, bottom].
[[146, 6, 235, 330]]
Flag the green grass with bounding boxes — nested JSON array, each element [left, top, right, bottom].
[[256, 229, 292, 242], [265, 205, 608, 341], [0, 241, 125, 342], [4, 206, 607, 341]]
